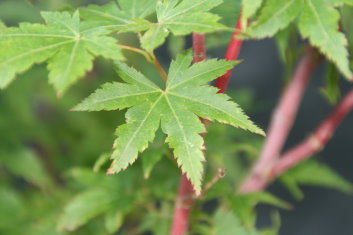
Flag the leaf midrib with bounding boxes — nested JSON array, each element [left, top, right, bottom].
[[0, 33, 74, 39], [164, 95, 198, 183], [60, 40, 81, 86], [0, 40, 74, 65], [91, 90, 160, 104]]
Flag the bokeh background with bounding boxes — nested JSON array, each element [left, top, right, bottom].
[[0, 0, 352, 234]]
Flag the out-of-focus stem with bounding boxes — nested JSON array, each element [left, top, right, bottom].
[[170, 174, 196, 235], [239, 46, 320, 193]]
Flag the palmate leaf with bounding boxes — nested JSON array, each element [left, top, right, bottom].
[[80, 0, 157, 32], [0, 11, 123, 94], [246, 0, 353, 79], [141, 0, 228, 51], [74, 52, 264, 194]]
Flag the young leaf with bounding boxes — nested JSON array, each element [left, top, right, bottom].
[[141, 0, 228, 51], [74, 52, 264, 194], [79, 0, 157, 32], [0, 11, 123, 94], [298, 0, 352, 79], [280, 159, 353, 195]]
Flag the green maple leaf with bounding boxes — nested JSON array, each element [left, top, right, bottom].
[[140, 0, 228, 52], [74, 52, 264, 194], [298, 0, 352, 79], [80, 0, 157, 32], [246, 0, 353, 79], [0, 11, 123, 94]]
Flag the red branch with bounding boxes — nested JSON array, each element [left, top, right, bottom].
[[239, 46, 320, 193], [215, 14, 243, 93], [272, 88, 353, 177], [170, 33, 206, 235]]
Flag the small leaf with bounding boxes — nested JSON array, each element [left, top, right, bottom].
[[58, 188, 114, 231], [280, 159, 353, 194]]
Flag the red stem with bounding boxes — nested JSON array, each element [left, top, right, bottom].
[[170, 33, 206, 235], [239, 46, 320, 193], [272, 88, 353, 177], [215, 14, 243, 93], [192, 33, 206, 63], [170, 174, 196, 235]]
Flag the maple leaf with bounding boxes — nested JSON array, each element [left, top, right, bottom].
[[245, 0, 353, 79], [74, 52, 265, 194], [0, 11, 123, 94], [141, 0, 229, 52], [79, 0, 157, 33], [298, 0, 352, 79]]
